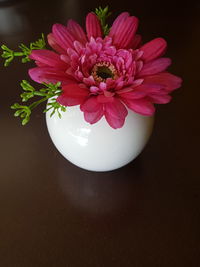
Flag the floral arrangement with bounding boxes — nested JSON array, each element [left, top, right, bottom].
[[1, 7, 182, 129]]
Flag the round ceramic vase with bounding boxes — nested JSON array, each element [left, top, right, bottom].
[[46, 105, 154, 172]]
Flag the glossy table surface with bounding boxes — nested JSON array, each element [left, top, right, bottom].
[[0, 0, 200, 266]]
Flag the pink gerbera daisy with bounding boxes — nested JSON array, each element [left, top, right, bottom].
[[29, 11, 182, 129]]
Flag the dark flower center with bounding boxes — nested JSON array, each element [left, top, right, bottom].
[[96, 66, 113, 79], [91, 62, 118, 82]]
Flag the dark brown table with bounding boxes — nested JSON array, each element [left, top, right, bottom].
[[0, 0, 200, 266]]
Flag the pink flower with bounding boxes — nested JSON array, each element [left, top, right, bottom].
[[29, 12, 182, 129]]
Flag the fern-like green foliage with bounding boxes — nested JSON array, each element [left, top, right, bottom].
[[11, 81, 66, 125], [95, 6, 112, 36], [1, 34, 46, 66]]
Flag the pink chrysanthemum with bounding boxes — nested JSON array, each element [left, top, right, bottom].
[[29, 12, 182, 129]]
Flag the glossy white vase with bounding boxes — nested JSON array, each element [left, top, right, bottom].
[[46, 105, 154, 172]]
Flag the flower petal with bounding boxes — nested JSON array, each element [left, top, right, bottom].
[[104, 98, 128, 129], [86, 12, 102, 39], [143, 72, 182, 92], [84, 108, 104, 124], [148, 94, 172, 104], [47, 33, 67, 54], [52, 23, 75, 50], [28, 67, 74, 84], [121, 98, 155, 116], [133, 83, 164, 94], [109, 12, 129, 36], [57, 84, 89, 106], [97, 94, 114, 103], [29, 50, 67, 69], [138, 58, 172, 77], [80, 96, 100, 112], [140, 38, 167, 62], [67, 19, 87, 44], [109, 13, 139, 49], [81, 97, 104, 124], [118, 89, 146, 99], [132, 34, 142, 49]]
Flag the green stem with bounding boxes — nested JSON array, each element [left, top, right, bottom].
[[29, 97, 49, 110], [33, 91, 47, 97], [13, 52, 25, 56]]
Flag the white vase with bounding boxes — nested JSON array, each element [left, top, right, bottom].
[[46, 105, 154, 172]]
